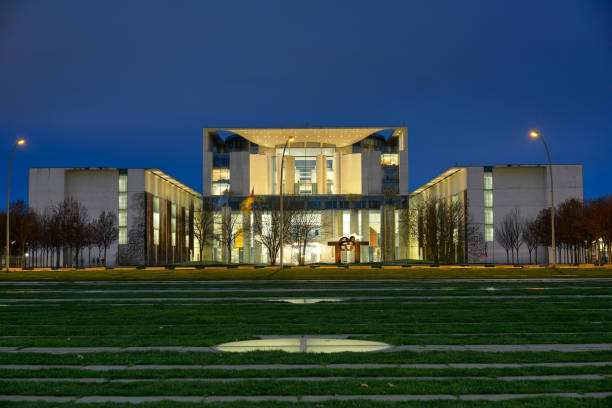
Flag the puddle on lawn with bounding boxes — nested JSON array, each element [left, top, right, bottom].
[[268, 298, 343, 304], [215, 338, 391, 353]]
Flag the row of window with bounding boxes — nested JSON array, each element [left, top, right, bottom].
[[484, 168, 493, 242], [118, 170, 128, 244]]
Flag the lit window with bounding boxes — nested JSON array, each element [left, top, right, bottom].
[[485, 225, 493, 242], [185, 208, 190, 248], [484, 190, 493, 207], [484, 208, 493, 224], [119, 193, 128, 210], [153, 197, 160, 246], [119, 228, 127, 245], [119, 174, 128, 192], [118, 211, 127, 227], [380, 154, 398, 166], [343, 211, 351, 236], [118, 171, 128, 244], [484, 171, 493, 190], [171, 203, 176, 247]]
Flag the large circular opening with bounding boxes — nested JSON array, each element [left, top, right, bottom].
[[215, 338, 390, 353]]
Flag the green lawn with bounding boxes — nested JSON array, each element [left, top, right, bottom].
[[0, 278, 610, 407], [2, 265, 612, 280]]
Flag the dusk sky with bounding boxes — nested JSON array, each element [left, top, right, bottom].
[[1, 0, 610, 206]]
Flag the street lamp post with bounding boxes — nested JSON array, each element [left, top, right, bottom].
[[6, 138, 25, 272], [530, 130, 556, 267], [279, 136, 295, 270]]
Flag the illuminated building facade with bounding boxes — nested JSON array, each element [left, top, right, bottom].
[[201, 127, 410, 264]]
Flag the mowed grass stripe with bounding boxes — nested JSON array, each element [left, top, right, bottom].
[[1, 351, 612, 365], [0, 396, 611, 408], [2, 334, 612, 347], [1, 377, 611, 396], [1, 364, 611, 379]]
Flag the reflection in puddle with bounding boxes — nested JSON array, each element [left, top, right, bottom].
[[215, 338, 391, 353]]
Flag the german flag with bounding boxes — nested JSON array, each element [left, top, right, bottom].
[[240, 187, 254, 213]]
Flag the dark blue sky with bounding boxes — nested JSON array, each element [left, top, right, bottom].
[[1, 0, 610, 207]]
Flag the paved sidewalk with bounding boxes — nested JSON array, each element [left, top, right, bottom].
[[1, 361, 611, 370], [0, 392, 610, 403], [1, 374, 610, 383]]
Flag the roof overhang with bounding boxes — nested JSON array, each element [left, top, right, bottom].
[[410, 167, 464, 196], [206, 127, 405, 148]]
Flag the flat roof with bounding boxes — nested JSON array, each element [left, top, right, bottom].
[[205, 126, 406, 148]]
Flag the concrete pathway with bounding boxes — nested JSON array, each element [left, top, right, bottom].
[[1, 361, 611, 370], [2, 294, 610, 302], [1, 374, 610, 383], [0, 392, 610, 403], [2, 343, 610, 354]]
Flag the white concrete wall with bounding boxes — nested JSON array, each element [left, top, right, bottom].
[[341, 153, 362, 194], [29, 168, 67, 211], [411, 165, 583, 264], [361, 151, 381, 194], [249, 154, 269, 195], [29, 168, 121, 266], [398, 127, 409, 195], [229, 151, 250, 196]]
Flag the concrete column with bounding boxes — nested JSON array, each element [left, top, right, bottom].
[[361, 210, 370, 263], [242, 212, 251, 264], [381, 204, 396, 262], [316, 155, 327, 194], [350, 209, 359, 237], [202, 129, 213, 197], [284, 156, 295, 195], [333, 152, 342, 194]]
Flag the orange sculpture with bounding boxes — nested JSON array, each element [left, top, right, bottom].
[[328, 236, 369, 263]]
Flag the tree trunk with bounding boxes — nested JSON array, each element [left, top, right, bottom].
[[104, 246, 107, 267], [505, 249, 509, 264]]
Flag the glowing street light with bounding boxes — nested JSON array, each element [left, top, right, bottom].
[[529, 130, 556, 267], [279, 136, 295, 270], [6, 138, 25, 272]]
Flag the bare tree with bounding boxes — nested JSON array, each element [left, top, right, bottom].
[[252, 196, 295, 265], [289, 208, 319, 265], [59, 199, 89, 269], [10, 200, 37, 267], [408, 195, 484, 264], [94, 211, 118, 267], [216, 207, 240, 264], [192, 200, 215, 262], [495, 209, 521, 264], [522, 218, 539, 264]]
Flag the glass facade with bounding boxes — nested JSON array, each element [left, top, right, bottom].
[[275, 146, 336, 195], [153, 197, 160, 246], [171, 203, 176, 247]]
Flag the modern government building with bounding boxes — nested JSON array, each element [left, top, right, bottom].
[[29, 126, 583, 266]]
